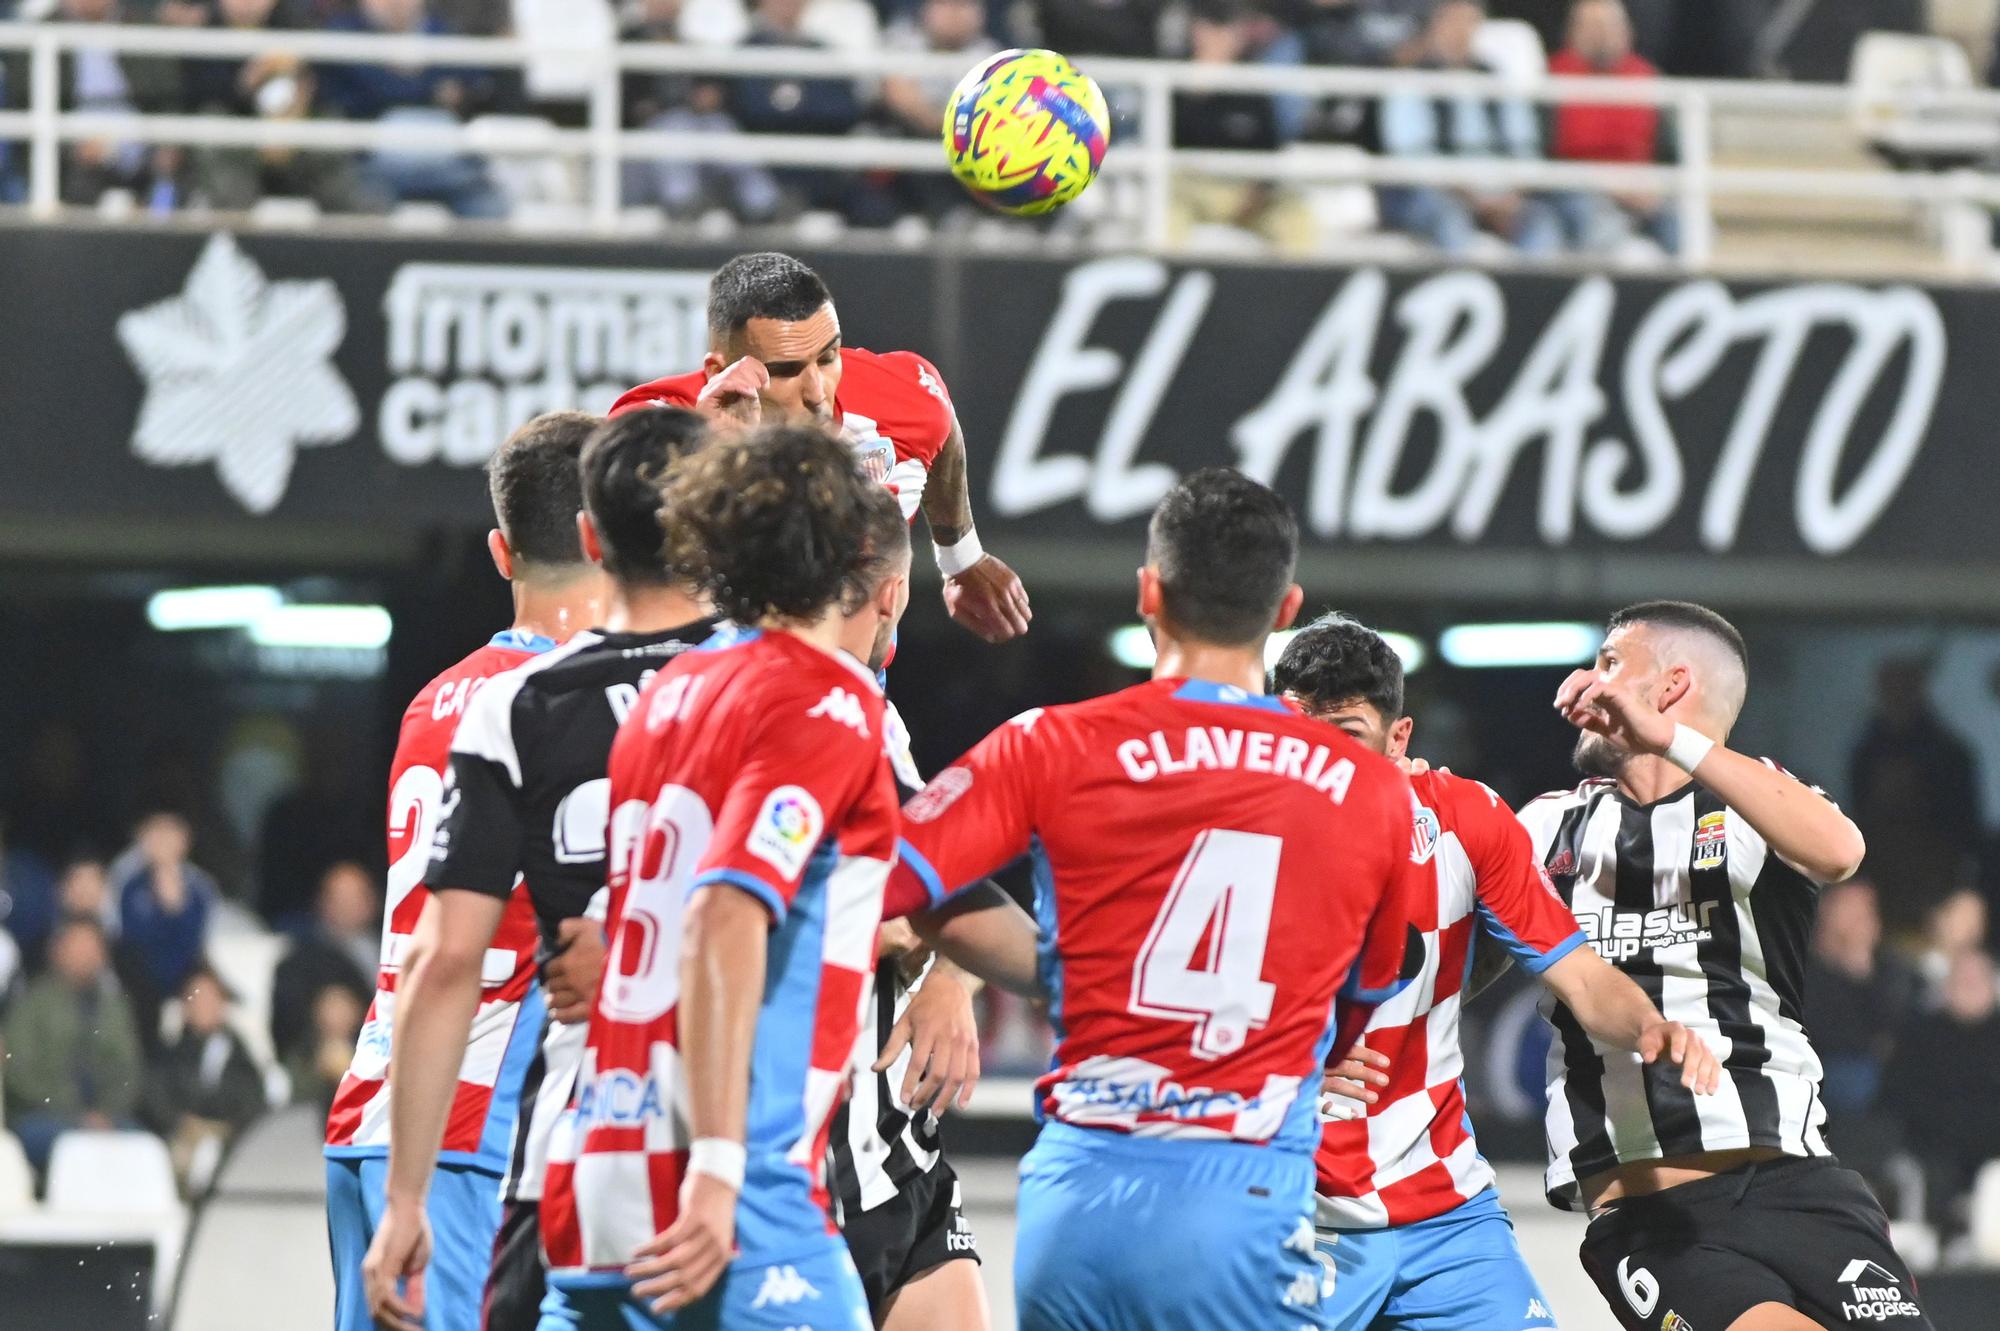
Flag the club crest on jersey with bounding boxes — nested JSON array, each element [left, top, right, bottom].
[[1411, 806, 1441, 864], [1693, 810, 1728, 870], [747, 786, 823, 879], [842, 416, 895, 485], [905, 765, 973, 824], [1662, 1313, 1695, 1331]]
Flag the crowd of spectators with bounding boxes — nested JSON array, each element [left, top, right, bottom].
[[0, 0, 1878, 255]]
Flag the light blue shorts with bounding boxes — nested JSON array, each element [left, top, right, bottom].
[[1014, 1122, 1332, 1331], [538, 1232, 868, 1331], [1317, 1189, 1559, 1331], [326, 1154, 502, 1331]]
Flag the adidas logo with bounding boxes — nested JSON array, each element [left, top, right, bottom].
[[749, 1265, 821, 1309]]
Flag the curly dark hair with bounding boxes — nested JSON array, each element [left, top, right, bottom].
[[661, 425, 883, 624], [1271, 612, 1405, 721], [580, 407, 707, 586]]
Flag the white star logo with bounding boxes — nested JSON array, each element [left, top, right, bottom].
[[118, 233, 359, 514]]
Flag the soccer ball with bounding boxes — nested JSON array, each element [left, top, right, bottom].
[[942, 48, 1110, 216]]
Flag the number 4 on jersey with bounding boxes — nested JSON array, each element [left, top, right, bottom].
[[1130, 829, 1281, 1059]]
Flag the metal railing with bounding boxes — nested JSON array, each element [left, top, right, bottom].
[[5, 21, 2000, 270]]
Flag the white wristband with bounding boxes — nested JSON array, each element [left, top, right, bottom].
[[1665, 723, 1716, 774], [933, 529, 985, 578], [687, 1137, 745, 1191]]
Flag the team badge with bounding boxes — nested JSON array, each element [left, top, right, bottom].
[[843, 417, 895, 485], [1411, 805, 1441, 864], [1663, 1312, 1696, 1331], [1693, 810, 1727, 870]]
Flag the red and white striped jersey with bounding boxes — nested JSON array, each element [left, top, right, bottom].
[[888, 678, 1421, 1154], [1314, 769, 1585, 1229], [540, 628, 901, 1279], [324, 632, 551, 1171]]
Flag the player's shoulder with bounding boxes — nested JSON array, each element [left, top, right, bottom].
[[1516, 777, 1614, 828], [725, 629, 886, 730], [842, 346, 951, 401], [402, 641, 535, 730], [841, 347, 953, 443], [608, 369, 706, 417], [1416, 769, 1511, 824]]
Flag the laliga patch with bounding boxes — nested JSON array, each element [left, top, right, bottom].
[[1693, 810, 1728, 870], [746, 785, 823, 880], [1411, 805, 1441, 864]]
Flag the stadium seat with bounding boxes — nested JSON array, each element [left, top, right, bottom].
[[0, 1133, 34, 1216], [1474, 18, 1548, 86], [1850, 32, 2000, 169], [512, 0, 618, 103], [204, 927, 288, 1074], [47, 1132, 178, 1217], [466, 115, 584, 210], [801, 0, 882, 54], [1970, 1158, 2000, 1264]]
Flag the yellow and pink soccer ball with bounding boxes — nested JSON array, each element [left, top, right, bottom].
[[942, 48, 1111, 216]]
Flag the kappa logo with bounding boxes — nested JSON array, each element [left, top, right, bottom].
[[1283, 1216, 1316, 1256], [119, 234, 359, 514], [1838, 1258, 1921, 1322], [1282, 1269, 1321, 1309], [748, 1264, 821, 1310], [1525, 1296, 1553, 1323], [807, 687, 870, 737]]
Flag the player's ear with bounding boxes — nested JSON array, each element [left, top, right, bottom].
[[1658, 665, 1692, 714], [487, 528, 514, 581], [1273, 583, 1305, 632], [702, 348, 728, 379], [576, 510, 605, 566], [1136, 566, 1162, 622], [1388, 715, 1415, 760]]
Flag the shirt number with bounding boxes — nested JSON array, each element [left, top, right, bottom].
[[1129, 829, 1281, 1060], [600, 786, 713, 1024]]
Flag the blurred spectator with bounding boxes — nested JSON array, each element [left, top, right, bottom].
[[316, 0, 508, 218], [1915, 887, 1988, 1001], [286, 982, 365, 1110], [183, 0, 384, 212], [1169, 0, 1314, 252], [1886, 948, 2000, 1237], [0, 827, 58, 971], [620, 0, 785, 221], [1802, 879, 1917, 1116], [269, 861, 377, 1070], [56, 856, 117, 936], [1035, 0, 1165, 57], [1376, 0, 1562, 256], [1276, 0, 1430, 68], [1851, 656, 1984, 934], [729, 0, 872, 219], [143, 963, 265, 1189], [4, 914, 143, 1173], [1546, 0, 1679, 255], [256, 728, 377, 928], [871, 0, 998, 219], [115, 812, 217, 1048]]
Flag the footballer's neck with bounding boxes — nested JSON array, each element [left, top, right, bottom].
[[512, 565, 609, 645], [1151, 633, 1269, 697], [604, 580, 710, 636], [769, 610, 866, 668]]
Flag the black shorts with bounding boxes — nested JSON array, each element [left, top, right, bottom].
[[841, 1161, 980, 1318], [1579, 1155, 1934, 1331], [481, 1199, 546, 1331]]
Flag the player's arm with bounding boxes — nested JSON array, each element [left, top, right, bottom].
[[925, 414, 1031, 643], [884, 710, 1045, 929], [1556, 671, 1864, 882], [364, 737, 527, 1330], [1540, 948, 1719, 1093], [874, 950, 986, 1114], [911, 880, 1043, 997]]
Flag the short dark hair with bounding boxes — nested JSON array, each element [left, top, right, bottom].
[[487, 411, 596, 570], [581, 408, 708, 586], [1271, 613, 1405, 721], [662, 425, 882, 624], [707, 252, 834, 344], [1607, 600, 1748, 673], [1146, 468, 1299, 646], [844, 484, 911, 613]]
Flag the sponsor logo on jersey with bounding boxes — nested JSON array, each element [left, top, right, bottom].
[[574, 1067, 666, 1128], [1838, 1260, 1920, 1322], [747, 786, 824, 879], [1412, 805, 1441, 863], [1578, 899, 1722, 963], [807, 687, 871, 737], [1661, 1313, 1694, 1331], [1527, 1297, 1555, 1324], [1284, 1216, 1316, 1256], [904, 766, 973, 824], [1692, 810, 1728, 869], [1282, 1269, 1321, 1309], [749, 1264, 821, 1309]]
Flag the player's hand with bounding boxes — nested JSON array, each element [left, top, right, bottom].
[[362, 1198, 432, 1331], [874, 965, 981, 1113], [1637, 1019, 1722, 1095], [693, 356, 768, 437], [628, 1172, 738, 1314], [546, 916, 607, 1024], [1554, 670, 1676, 757], [1319, 1039, 1391, 1120], [1396, 756, 1452, 778], [943, 554, 1031, 643]]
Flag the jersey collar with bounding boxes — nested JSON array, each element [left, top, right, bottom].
[[1165, 678, 1291, 713], [490, 628, 558, 654]]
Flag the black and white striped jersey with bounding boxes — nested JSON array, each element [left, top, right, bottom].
[[431, 619, 722, 1202], [1517, 770, 1831, 1211], [826, 702, 947, 1217]]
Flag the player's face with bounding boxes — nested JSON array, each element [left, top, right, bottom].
[[1573, 622, 1659, 776], [731, 304, 844, 429], [1287, 694, 1404, 758]]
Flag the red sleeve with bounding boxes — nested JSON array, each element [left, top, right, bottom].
[[1456, 777, 1586, 974], [882, 709, 1043, 919], [690, 693, 883, 924], [1332, 782, 1421, 1057], [608, 371, 704, 418], [865, 349, 955, 468]]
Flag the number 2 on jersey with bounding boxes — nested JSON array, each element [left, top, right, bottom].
[[1130, 829, 1280, 1059]]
